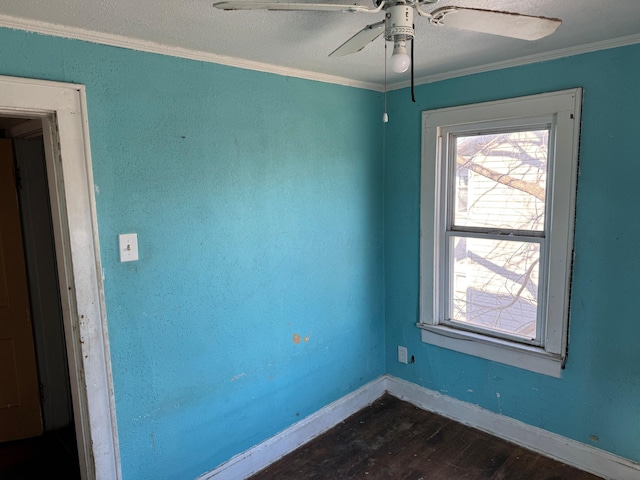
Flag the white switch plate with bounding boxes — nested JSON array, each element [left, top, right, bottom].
[[398, 345, 408, 364], [119, 233, 138, 262]]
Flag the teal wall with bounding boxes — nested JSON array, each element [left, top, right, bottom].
[[385, 44, 640, 463], [0, 28, 385, 479], [2, 23, 640, 479]]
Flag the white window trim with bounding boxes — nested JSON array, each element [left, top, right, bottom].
[[418, 89, 582, 378]]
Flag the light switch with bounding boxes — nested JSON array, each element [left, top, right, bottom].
[[119, 233, 138, 262]]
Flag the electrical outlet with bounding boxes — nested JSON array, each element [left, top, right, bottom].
[[398, 345, 408, 364]]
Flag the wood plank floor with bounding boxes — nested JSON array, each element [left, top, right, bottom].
[[249, 394, 602, 480]]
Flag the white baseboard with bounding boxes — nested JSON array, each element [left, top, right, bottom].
[[384, 375, 640, 480], [198, 376, 387, 480], [199, 374, 640, 480]]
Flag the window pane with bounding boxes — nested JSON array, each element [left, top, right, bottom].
[[449, 236, 540, 341], [454, 130, 548, 231]]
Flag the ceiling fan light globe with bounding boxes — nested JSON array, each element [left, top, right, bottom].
[[390, 52, 410, 73], [390, 41, 410, 73]]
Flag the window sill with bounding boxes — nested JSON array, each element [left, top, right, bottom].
[[417, 323, 565, 378]]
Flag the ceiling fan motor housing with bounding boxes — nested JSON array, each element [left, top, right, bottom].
[[385, 4, 414, 41]]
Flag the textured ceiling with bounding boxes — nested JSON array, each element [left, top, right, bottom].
[[1, 0, 639, 89]]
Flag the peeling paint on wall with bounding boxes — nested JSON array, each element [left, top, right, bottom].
[[292, 333, 311, 344]]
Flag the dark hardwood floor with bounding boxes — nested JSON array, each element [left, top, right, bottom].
[[0, 425, 80, 480], [249, 394, 602, 480], [0, 397, 604, 480]]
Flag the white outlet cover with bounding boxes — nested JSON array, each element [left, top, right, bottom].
[[119, 233, 138, 262], [398, 345, 408, 364]]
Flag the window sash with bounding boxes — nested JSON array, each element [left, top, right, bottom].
[[441, 232, 545, 346], [448, 127, 551, 233], [439, 124, 553, 346]]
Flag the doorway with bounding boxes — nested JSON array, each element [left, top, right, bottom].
[[0, 76, 120, 480], [0, 117, 80, 478]]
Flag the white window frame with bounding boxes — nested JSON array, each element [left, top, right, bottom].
[[418, 89, 582, 378]]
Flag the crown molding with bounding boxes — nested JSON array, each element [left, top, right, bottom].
[[2, 13, 639, 93], [388, 33, 640, 90], [0, 14, 383, 92]]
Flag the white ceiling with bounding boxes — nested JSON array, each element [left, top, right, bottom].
[[1, 0, 640, 89]]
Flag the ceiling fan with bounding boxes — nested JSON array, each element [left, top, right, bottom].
[[211, 0, 562, 74]]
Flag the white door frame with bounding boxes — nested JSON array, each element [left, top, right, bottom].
[[0, 75, 120, 480]]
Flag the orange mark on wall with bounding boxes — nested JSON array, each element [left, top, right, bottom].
[[292, 333, 301, 344]]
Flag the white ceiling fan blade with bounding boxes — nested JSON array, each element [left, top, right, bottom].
[[213, 1, 381, 13], [430, 7, 561, 41], [329, 20, 385, 57]]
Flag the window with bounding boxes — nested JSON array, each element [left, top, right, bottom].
[[419, 89, 582, 377]]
